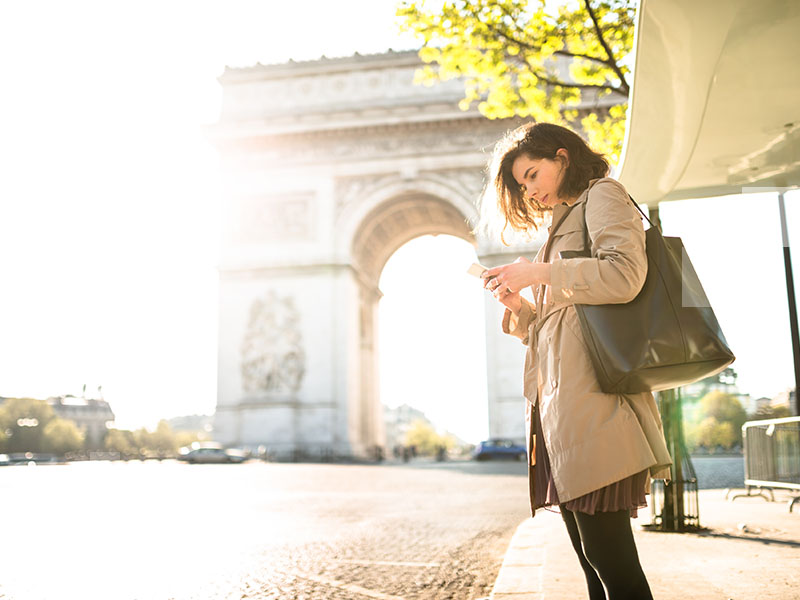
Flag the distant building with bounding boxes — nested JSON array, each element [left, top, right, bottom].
[[0, 394, 115, 449], [46, 395, 115, 448], [751, 396, 773, 414], [770, 388, 796, 412]]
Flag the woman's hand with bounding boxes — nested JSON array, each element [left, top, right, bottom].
[[483, 257, 551, 300]]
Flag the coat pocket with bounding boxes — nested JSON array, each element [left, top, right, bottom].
[[549, 221, 586, 254]]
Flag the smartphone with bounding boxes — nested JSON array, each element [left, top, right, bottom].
[[467, 262, 491, 278]]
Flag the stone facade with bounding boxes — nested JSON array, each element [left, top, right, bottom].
[[211, 50, 542, 458]]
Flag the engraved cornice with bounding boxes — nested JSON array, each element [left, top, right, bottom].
[[219, 49, 423, 83], [215, 116, 522, 166], [218, 50, 467, 125]]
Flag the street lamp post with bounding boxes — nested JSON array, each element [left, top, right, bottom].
[[778, 191, 800, 416]]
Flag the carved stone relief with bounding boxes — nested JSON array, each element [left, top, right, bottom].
[[334, 167, 486, 223], [240, 291, 306, 395], [334, 173, 397, 217]]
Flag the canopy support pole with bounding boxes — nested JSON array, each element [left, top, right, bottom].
[[778, 191, 800, 416]]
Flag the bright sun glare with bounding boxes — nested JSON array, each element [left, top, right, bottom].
[[380, 235, 489, 443], [0, 0, 799, 436]]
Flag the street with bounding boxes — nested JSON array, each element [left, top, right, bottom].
[[0, 460, 530, 600]]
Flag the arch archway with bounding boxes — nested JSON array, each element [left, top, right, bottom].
[[346, 191, 477, 456], [352, 191, 476, 285]]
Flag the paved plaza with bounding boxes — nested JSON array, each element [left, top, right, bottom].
[[1, 456, 793, 600], [0, 460, 529, 600]]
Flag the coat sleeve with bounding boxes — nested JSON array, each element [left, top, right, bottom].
[[501, 297, 536, 344], [549, 178, 647, 306]]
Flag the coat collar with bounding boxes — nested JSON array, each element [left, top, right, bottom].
[[548, 178, 601, 233]]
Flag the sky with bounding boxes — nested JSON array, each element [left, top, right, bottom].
[[0, 1, 798, 443]]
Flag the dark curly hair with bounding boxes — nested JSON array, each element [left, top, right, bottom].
[[479, 122, 609, 242]]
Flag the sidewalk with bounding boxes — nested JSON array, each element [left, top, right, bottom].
[[490, 488, 800, 599]]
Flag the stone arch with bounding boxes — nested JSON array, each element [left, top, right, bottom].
[[344, 188, 479, 461], [336, 174, 481, 270], [351, 191, 476, 287]]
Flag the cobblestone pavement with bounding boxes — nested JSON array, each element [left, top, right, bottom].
[[0, 459, 530, 600], [688, 455, 744, 489]]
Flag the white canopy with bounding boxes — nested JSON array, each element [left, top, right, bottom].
[[617, 0, 800, 203]]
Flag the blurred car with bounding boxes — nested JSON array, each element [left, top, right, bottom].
[[177, 445, 247, 464], [472, 439, 527, 461]]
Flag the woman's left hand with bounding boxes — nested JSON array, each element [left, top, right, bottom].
[[483, 257, 551, 297]]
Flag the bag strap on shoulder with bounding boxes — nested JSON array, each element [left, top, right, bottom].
[[547, 193, 657, 261], [536, 191, 653, 317]]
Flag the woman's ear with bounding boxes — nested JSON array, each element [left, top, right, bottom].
[[556, 148, 570, 166]]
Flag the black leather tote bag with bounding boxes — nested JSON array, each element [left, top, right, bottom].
[[551, 197, 735, 394]]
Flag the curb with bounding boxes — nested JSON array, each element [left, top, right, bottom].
[[489, 518, 543, 600]]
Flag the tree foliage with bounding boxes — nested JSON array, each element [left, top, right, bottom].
[[0, 397, 207, 459], [396, 0, 636, 162], [403, 419, 456, 455], [42, 418, 85, 455], [685, 391, 747, 452], [104, 428, 138, 458], [105, 421, 204, 459], [0, 397, 56, 453]]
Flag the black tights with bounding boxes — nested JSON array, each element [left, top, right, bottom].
[[560, 507, 654, 600]]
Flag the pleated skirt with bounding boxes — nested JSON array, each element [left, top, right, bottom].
[[533, 403, 649, 518]]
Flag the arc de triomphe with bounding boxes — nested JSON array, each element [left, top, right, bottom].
[[211, 50, 541, 459]]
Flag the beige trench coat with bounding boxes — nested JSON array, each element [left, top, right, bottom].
[[501, 177, 672, 516]]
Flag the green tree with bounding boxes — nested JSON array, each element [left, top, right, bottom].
[[0, 397, 56, 453], [700, 392, 747, 434], [104, 422, 181, 459], [132, 427, 153, 457], [104, 428, 138, 458], [397, 0, 636, 162], [688, 417, 737, 451], [42, 418, 85, 455], [150, 420, 178, 456], [685, 391, 747, 452], [404, 419, 456, 455]]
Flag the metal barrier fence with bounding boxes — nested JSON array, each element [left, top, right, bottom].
[[728, 416, 800, 511]]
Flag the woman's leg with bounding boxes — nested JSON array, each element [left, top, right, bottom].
[[560, 507, 606, 599], [572, 509, 654, 600]]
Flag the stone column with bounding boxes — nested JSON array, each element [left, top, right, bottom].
[[478, 234, 546, 444]]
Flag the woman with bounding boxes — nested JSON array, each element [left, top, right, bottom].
[[480, 122, 672, 600]]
